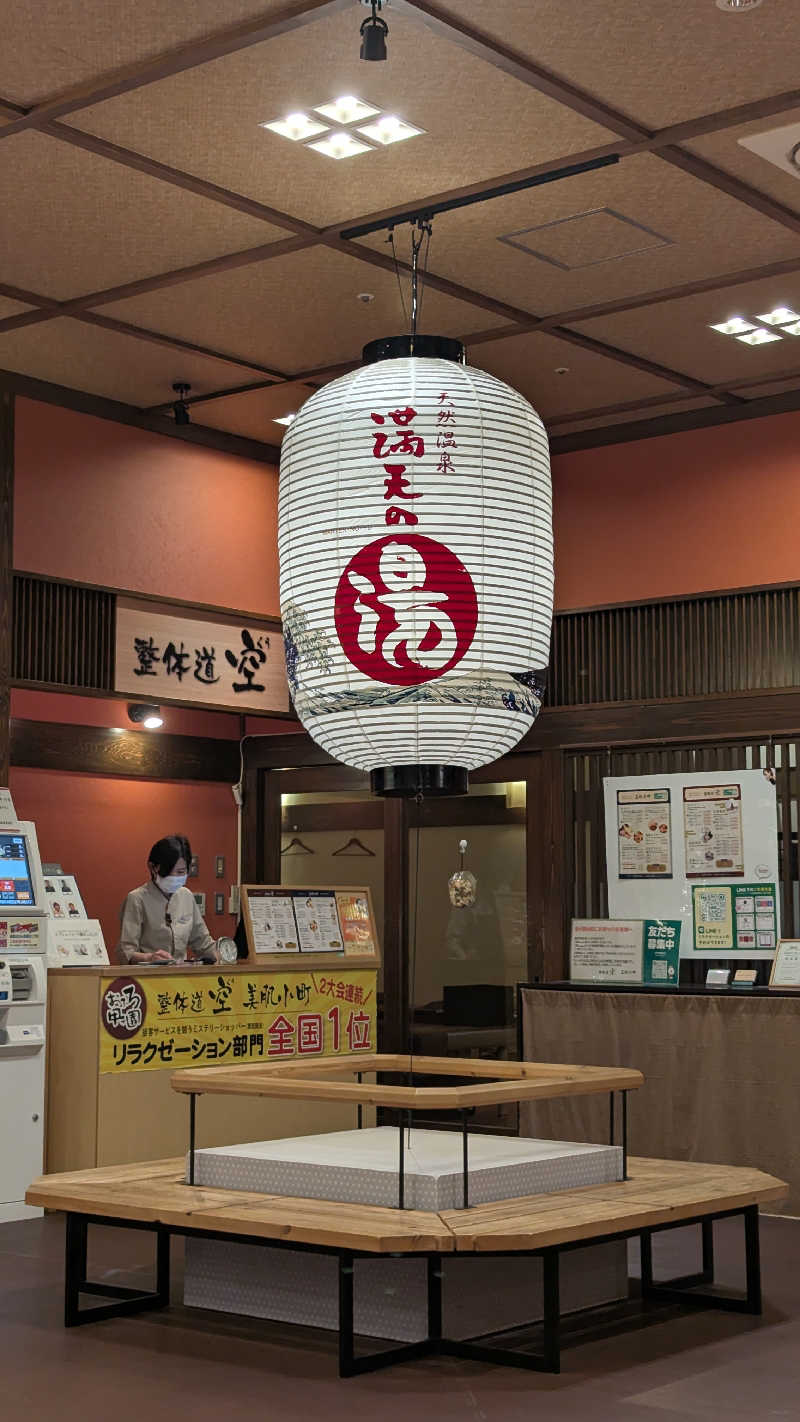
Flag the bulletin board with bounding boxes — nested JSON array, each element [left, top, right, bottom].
[[603, 769, 779, 958], [240, 884, 381, 970]]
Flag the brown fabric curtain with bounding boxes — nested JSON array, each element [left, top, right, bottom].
[[520, 988, 800, 1214]]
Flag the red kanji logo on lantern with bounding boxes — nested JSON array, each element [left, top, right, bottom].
[[335, 533, 478, 686]]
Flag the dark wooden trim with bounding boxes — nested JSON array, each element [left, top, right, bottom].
[[528, 688, 800, 752], [9, 719, 240, 781], [0, 367, 281, 464], [0, 390, 12, 784], [659, 144, 800, 240], [527, 749, 566, 982], [548, 325, 739, 404], [14, 568, 282, 629], [383, 797, 409, 1053], [280, 796, 523, 833], [78, 312, 287, 380], [0, 0, 354, 137], [549, 386, 800, 455]]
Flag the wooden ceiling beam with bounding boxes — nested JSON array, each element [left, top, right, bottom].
[[0, 0, 354, 138], [549, 386, 800, 456]]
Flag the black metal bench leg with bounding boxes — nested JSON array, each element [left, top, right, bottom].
[[702, 1218, 714, 1284], [542, 1249, 561, 1373], [64, 1214, 171, 1327], [338, 1252, 356, 1378], [745, 1204, 762, 1315], [640, 1229, 654, 1297], [427, 1255, 443, 1342]]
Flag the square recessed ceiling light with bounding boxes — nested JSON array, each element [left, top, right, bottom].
[[308, 130, 373, 159], [776, 320, 800, 336], [314, 96, 380, 124], [261, 112, 329, 141], [709, 317, 757, 336], [274, 413, 297, 426], [735, 328, 783, 345], [756, 307, 800, 325], [357, 115, 425, 145]]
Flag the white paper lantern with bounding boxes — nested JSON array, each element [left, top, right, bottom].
[[279, 338, 553, 794]]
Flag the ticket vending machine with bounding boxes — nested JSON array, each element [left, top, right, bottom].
[[0, 818, 48, 1222]]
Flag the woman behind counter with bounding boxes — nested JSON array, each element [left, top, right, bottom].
[[118, 834, 217, 965]]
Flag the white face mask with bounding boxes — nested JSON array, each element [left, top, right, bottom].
[[156, 873, 187, 896]]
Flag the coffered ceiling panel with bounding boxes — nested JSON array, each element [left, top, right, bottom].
[[467, 330, 688, 420], [360, 153, 800, 317], [191, 381, 317, 440], [424, 0, 800, 130], [0, 318, 264, 405], [0, 130, 287, 300], [100, 245, 507, 373], [573, 274, 800, 386], [686, 107, 800, 218], [0, 297, 32, 322], [68, 9, 614, 229], [0, 0, 302, 105]]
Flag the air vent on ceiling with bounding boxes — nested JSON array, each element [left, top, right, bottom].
[[498, 207, 673, 270], [738, 121, 800, 179]]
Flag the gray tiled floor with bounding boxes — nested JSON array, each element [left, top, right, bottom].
[[2, 1211, 799, 1421]]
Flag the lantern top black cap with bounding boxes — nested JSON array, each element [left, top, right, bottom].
[[371, 765, 469, 797], [362, 335, 466, 365]]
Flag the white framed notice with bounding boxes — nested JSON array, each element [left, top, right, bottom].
[[769, 940, 800, 989], [604, 769, 779, 958], [570, 920, 645, 985], [46, 920, 109, 967]]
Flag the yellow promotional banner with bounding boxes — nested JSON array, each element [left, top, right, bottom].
[[99, 968, 377, 1074]]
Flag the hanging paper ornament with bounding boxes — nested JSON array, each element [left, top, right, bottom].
[[279, 334, 553, 795], [448, 838, 477, 907]]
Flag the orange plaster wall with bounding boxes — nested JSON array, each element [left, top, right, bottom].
[[551, 408, 800, 611], [13, 398, 279, 616], [8, 766, 239, 955]]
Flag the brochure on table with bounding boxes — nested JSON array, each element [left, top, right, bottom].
[[604, 770, 779, 958], [570, 918, 681, 985], [240, 885, 380, 968]]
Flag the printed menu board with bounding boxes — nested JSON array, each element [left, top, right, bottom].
[[293, 891, 343, 953], [683, 785, 744, 878], [617, 789, 672, 879], [241, 885, 380, 964], [247, 893, 299, 954], [692, 883, 777, 952]]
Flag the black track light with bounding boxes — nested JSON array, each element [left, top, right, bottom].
[[360, 0, 388, 60], [172, 381, 191, 425]]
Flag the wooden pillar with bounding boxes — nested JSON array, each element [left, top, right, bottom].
[[0, 390, 13, 786], [381, 796, 409, 1052], [527, 748, 568, 981]]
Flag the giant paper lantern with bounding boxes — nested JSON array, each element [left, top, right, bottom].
[[279, 335, 553, 795]]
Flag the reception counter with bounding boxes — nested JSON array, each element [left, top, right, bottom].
[[520, 983, 800, 1214], [46, 963, 376, 1173]]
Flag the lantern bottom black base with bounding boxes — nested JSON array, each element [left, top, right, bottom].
[[370, 765, 469, 798]]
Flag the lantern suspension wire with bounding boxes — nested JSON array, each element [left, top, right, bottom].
[[409, 218, 432, 354], [387, 227, 409, 328]]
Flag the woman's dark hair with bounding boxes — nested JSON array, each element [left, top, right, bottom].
[[148, 835, 191, 877]]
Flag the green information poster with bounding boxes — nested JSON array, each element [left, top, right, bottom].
[[642, 919, 681, 984], [692, 883, 777, 952]]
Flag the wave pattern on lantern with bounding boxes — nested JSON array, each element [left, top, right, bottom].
[[278, 357, 553, 773]]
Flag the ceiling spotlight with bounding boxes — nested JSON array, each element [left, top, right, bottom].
[[127, 704, 164, 729], [261, 112, 328, 141], [360, 0, 388, 60], [756, 307, 800, 325], [172, 382, 191, 425], [274, 412, 297, 426], [308, 130, 373, 159], [358, 114, 424, 145], [314, 96, 379, 124], [735, 328, 782, 345], [715, 0, 763, 10], [709, 317, 756, 336]]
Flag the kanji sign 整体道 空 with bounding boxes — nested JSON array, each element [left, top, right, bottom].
[[114, 597, 289, 713], [99, 969, 376, 1073]]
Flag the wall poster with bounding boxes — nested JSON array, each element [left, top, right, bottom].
[[570, 918, 681, 985], [616, 788, 672, 879], [604, 769, 779, 958], [683, 785, 744, 878]]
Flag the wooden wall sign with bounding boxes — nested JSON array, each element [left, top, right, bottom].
[[240, 885, 380, 971], [115, 596, 289, 714]]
